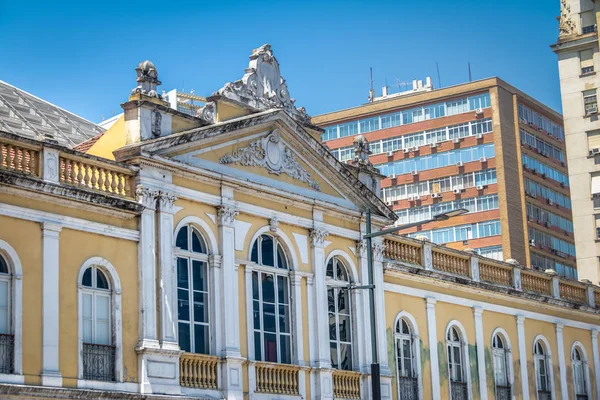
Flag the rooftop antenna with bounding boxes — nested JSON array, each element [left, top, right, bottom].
[[436, 62, 442, 88], [468, 62, 472, 82], [368, 67, 374, 102]]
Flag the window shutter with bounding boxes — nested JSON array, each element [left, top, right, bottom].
[[592, 175, 600, 196], [588, 131, 600, 150], [580, 49, 594, 68], [582, 11, 596, 28]]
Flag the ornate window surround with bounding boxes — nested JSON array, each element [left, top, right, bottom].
[[393, 311, 423, 400], [491, 328, 514, 399], [533, 335, 555, 400], [444, 320, 473, 400], [570, 341, 592, 399], [0, 240, 22, 384]]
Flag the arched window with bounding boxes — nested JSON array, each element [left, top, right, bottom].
[[492, 333, 511, 399], [251, 234, 291, 363], [395, 317, 418, 399], [0, 255, 12, 374], [572, 345, 589, 400], [80, 265, 114, 381], [175, 225, 210, 354], [534, 340, 552, 399], [326, 256, 353, 371], [446, 325, 468, 400]]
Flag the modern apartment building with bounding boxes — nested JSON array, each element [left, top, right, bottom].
[[314, 78, 578, 278], [552, 0, 600, 284]]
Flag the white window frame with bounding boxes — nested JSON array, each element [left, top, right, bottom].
[[80, 273, 111, 345], [0, 240, 22, 382], [326, 256, 354, 371], [491, 328, 514, 399], [570, 342, 592, 399], [394, 312, 423, 400], [445, 321, 472, 400], [77, 257, 122, 386], [533, 335, 555, 400]]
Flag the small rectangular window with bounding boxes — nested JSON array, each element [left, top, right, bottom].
[[596, 215, 600, 240], [583, 89, 598, 115], [581, 11, 596, 34], [580, 49, 595, 75]]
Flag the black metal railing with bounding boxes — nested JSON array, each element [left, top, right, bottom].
[[576, 395, 589, 400], [496, 385, 511, 400], [0, 334, 14, 374], [582, 66, 595, 75], [82, 343, 115, 381], [538, 390, 552, 400], [397, 376, 418, 400], [582, 25, 597, 34], [450, 381, 468, 400]]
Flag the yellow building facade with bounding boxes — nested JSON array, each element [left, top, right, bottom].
[[0, 45, 599, 400]]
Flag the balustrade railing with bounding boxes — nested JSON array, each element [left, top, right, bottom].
[[432, 250, 470, 277], [180, 353, 220, 389], [332, 370, 361, 399], [383, 238, 422, 265], [559, 281, 587, 304], [82, 343, 115, 382], [0, 141, 39, 176], [0, 334, 14, 374], [495, 385, 511, 400], [59, 155, 134, 198], [450, 381, 468, 400], [397, 376, 418, 400], [521, 271, 552, 296], [255, 362, 300, 395], [479, 262, 512, 286], [537, 390, 552, 400]]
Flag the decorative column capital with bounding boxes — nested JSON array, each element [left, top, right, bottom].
[[425, 297, 437, 308], [136, 186, 159, 210], [556, 323, 564, 333], [592, 329, 599, 340], [309, 229, 329, 248], [157, 191, 178, 213], [289, 271, 303, 286], [41, 221, 62, 236], [516, 315, 525, 326], [473, 306, 483, 318], [217, 206, 238, 227], [269, 216, 279, 232], [209, 254, 223, 268], [355, 240, 367, 258], [373, 243, 386, 262]]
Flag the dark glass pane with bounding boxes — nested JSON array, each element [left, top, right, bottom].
[[327, 289, 335, 312], [336, 260, 348, 282], [277, 244, 287, 269], [191, 230, 205, 253], [261, 235, 274, 267], [178, 322, 190, 352], [254, 332, 262, 361], [262, 274, 275, 303], [96, 269, 109, 289], [0, 256, 8, 274], [329, 313, 337, 340], [338, 315, 351, 342], [194, 324, 209, 354], [192, 260, 206, 292], [253, 300, 260, 329], [330, 342, 338, 369], [277, 276, 288, 304], [177, 289, 190, 321], [263, 303, 276, 333], [339, 343, 352, 370], [251, 242, 259, 263], [252, 271, 259, 300], [326, 259, 334, 278], [279, 335, 291, 364], [402, 319, 410, 335], [264, 333, 277, 362], [176, 226, 188, 250], [279, 304, 290, 333], [82, 268, 92, 287], [337, 290, 349, 314], [177, 258, 189, 289], [193, 292, 208, 323]]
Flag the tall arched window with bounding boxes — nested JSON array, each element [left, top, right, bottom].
[[492, 333, 511, 400], [80, 265, 114, 381], [0, 255, 12, 374], [395, 317, 418, 400], [571, 345, 589, 400], [251, 234, 291, 363], [326, 256, 353, 371], [446, 325, 468, 400], [175, 224, 209, 354], [534, 340, 552, 399]]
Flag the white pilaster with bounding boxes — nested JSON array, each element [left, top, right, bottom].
[[516, 316, 529, 400], [426, 297, 440, 400], [473, 306, 487, 400], [556, 323, 568, 400], [157, 192, 178, 349], [372, 241, 390, 375], [41, 222, 62, 387], [356, 240, 372, 370], [591, 330, 600, 400], [290, 271, 305, 366]]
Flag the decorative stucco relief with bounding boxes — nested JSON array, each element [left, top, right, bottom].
[[219, 130, 321, 191], [558, 0, 576, 38]]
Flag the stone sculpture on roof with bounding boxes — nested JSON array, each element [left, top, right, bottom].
[[131, 60, 162, 99], [214, 44, 311, 125]]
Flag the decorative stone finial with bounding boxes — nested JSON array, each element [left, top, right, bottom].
[[132, 60, 162, 98], [545, 269, 558, 276], [196, 101, 216, 124], [463, 248, 477, 255], [215, 44, 310, 125], [558, 0, 576, 38], [352, 135, 372, 166], [505, 258, 519, 266], [415, 234, 430, 243]]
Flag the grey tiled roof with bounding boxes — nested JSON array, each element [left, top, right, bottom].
[[0, 80, 104, 148]]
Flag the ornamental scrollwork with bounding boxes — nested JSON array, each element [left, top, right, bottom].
[[157, 191, 178, 213], [136, 186, 159, 209], [309, 229, 329, 248], [217, 206, 238, 226]]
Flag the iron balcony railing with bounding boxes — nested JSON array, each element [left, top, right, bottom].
[[450, 381, 468, 400], [0, 334, 14, 374], [397, 376, 418, 400], [82, 343, 115, 381], [538, 390, 552, 400], [496, 385, 511, 400], [576, 395, 589, 400]]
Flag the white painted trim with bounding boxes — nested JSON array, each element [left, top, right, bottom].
[[393, 311, 423, 400], [77, 257, 123, 382], [533, 334, 555, 400], [444, 320, 473, 400], [569, 341, 592, 400], [173, 216, 219, 256], [555, 325, 567, 400], [0, 203, 139, 241], [425, 298, 440, 400], [324, 250, 359, 284], [490, 327, 515, 392], [0, 373, 24, 384], [77, 379, 138, 392], [0, 240, 22, 376], [473, 307, 487, 400], [591, 330, 600, 400], [247, 226, 299, 270], [516, 316, 529, 400]]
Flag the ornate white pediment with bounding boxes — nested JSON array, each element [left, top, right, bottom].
[[219, 130, 321, 191], [214, 44, 311, 125]]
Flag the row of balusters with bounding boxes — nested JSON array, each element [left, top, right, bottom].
[[0, 143, 38, 175], [432, 251, 470, 277], [59, 157, 132, 197], [479, 263, 512, 286], [521, 273, 552, 296], [255, 364, 299, 395], [383, 240, 421, 265], [559, 283, 587, 304], [179, 356, 218, 389], [332, 371, 361, 399]]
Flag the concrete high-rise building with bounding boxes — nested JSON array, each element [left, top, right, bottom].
[[552, 0, 600, 284], [314, 78, 578, 279]]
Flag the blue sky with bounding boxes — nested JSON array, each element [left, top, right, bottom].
[[0, 0, 563, 123]]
